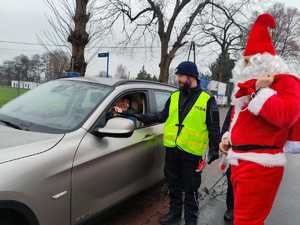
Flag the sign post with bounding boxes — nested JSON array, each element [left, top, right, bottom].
[[98, 52, 110, 77], [15, 63, 22, 96]]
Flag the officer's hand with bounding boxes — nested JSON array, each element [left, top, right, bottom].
[[219, 138, 230, 156], [207, 152, 219, 165]]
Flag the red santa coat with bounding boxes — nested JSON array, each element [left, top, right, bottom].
[[284, 118, 300, 154], [227, 74, 300, 166], [227, 74, 300, 225]]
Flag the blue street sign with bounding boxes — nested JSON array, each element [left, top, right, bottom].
[[98, 52, 109, 58]]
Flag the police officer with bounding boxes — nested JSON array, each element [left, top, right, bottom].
[[135, 61, 221, 225]]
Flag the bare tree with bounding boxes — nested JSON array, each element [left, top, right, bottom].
[[195, 0, 250, 58], [1, 54, 52, 83], [99, 0, 226, 83], [1, 60, 18, 85], [115, 64, 129, 79], [209, 52, 235, 82], [268, 3, 300, 61], [168, 67, 176, 85], [194, 0, 251, 82], [241, 3, 300, 62], [41, 0, 105, 76], [45, 50, 70, 81], [136, 65, 157, 81]]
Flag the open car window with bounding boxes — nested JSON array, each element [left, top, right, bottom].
[[96, 91, 148, 130]]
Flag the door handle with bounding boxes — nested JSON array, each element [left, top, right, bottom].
[[143, 134, 155, 140]]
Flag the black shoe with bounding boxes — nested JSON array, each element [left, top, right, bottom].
[[159, 211, 182, 225], [184, 220, 197, 225], [224, 209, 233, 221]]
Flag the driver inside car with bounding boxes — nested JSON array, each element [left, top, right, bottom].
[[106, 96, 137, 125]]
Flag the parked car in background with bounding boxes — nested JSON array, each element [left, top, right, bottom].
[[0, 77, 175, 225]]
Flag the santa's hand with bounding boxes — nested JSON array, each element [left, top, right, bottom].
[[219, 138, 230, 156], [255, 75, 274, 89]]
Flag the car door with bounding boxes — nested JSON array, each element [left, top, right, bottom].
[[147, 88, 173, 171], [71, 89, 162, 225]]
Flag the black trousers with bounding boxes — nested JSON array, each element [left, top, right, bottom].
[[226, 166, 234, 210], [164, 147, 202, 225]]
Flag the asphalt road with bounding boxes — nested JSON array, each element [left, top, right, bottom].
[[267, 154, 300, 225], [198, 107, 300, 225], [196, 153, 300, 225]]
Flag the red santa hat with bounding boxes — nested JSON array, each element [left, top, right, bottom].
[[244, 13, 277, 56]]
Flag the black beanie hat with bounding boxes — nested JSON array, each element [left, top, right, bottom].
[[175, 61, 199, 78]]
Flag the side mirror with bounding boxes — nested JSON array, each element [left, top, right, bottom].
[[94, 117, 135, 138]]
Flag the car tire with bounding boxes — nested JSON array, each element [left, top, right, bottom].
[[0, 209, 29, 225]]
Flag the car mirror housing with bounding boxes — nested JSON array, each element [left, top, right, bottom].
[[94, 117, 135, 138]]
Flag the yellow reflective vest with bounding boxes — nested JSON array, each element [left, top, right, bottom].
[[163, 91, 210, 156]]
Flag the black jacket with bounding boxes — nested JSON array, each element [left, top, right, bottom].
[[221, 106, 233, 137], [139, 85, 221, 162]]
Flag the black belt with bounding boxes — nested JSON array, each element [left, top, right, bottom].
[[232, 145, 280, 151]]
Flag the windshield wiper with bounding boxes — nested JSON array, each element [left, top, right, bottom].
[[0, 119, 23, 130]]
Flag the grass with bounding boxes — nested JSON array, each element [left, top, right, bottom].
[[0, 86, 28, 107]]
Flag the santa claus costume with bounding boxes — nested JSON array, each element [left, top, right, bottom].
[[223, 13, 300, 225]]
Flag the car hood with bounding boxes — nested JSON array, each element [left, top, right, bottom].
[[0, 125, 64, 164]]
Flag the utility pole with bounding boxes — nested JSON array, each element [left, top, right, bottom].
[[14, 63, 22, 96]]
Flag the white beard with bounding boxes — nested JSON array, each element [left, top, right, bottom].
[[231, 53, 291, 107], [228, 53, 294, 135], [232, 53, 290, 84]]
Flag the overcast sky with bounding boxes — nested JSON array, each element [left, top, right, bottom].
[[0, 0, 299, 78]]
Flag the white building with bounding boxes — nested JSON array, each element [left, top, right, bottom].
[[11, 80, 39, 90]]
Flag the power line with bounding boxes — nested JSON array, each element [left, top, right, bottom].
[[0, 47, 45, 52], [0, 40, 67, 47], [0, 47, 162, 57], [0, 40, 162, 49]]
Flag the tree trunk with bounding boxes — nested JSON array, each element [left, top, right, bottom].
[[159, 39, 172, 83], [68, 0, 90, 76], [159, 57, 172, 83]]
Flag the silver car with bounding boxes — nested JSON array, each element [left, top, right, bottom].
[[0, 77, 175, 225]]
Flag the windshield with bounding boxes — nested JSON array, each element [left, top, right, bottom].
[[0, 80, 112, 133]]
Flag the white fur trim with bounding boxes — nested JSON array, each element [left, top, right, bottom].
[[226, 149, 286, 167], [222, 131, 230, 142], [284, 141, 300, 154], [248, 88, 277, 115], [229, 99, 245, 135]]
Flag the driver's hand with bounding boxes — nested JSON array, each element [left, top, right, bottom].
[[219, 138, 231, 156], [113, 106, 123, 113]]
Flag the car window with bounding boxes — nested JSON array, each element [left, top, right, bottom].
[[0, 80, 112, 133], [153, 91, 171, 112], [81, 89, 107, 111], [97, 91, 147, 130]]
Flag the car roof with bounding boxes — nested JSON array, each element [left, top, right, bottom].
[[61, 76, 177, 89]]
